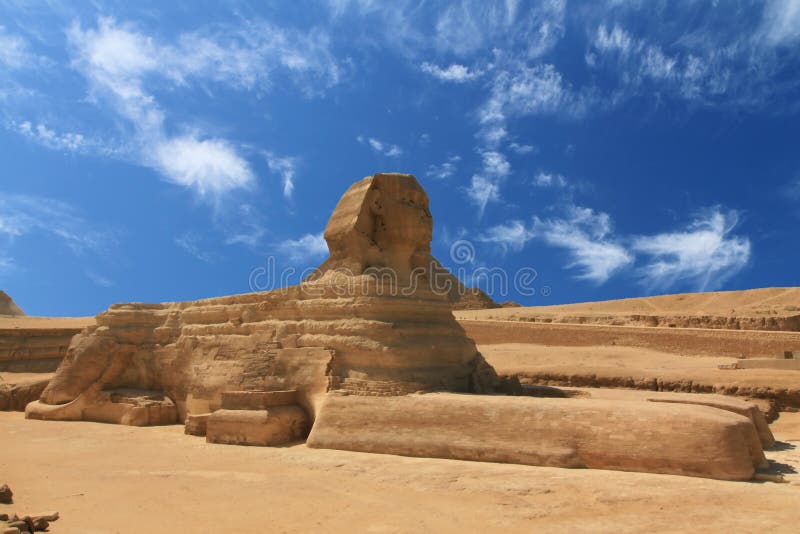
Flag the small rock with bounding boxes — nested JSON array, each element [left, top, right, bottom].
[[28, 513, 58, 523], [0, 513, 8, 521], [0, 484, 12, 504], [30, 518, 48, 532], [6, 521, 28, 533]]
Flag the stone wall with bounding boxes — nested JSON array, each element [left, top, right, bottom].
[[459, 319, 800, 358], [0, 327, 83, 372]]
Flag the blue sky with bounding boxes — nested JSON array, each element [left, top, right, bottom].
[[1, 0, 800, 316]]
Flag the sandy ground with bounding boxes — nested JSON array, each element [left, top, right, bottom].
[[457, 287, 800, 321], [0, 316, 94, 330], [480, 343, 800, 390], [0, 411, 798, 533]]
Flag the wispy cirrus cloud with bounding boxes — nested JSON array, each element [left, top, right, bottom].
[[465, 175, 500, 219], [357, 135, 403, 157], [0, 193, 114, 271], [175, 232, 216, 263], [43, 16, 340, 203], [0, 25, 47, 69], [533, 205, 633, 284], [477, 220, 535, 253], [426, 155, 461, 179], [509, 142, 536, 155], [277, 232, 328, 263], [632, 208, 751, 292], [485, 200, 751, 291], [532, 172, 567, 188], [420, 62, 481, 82], [14, 120, 85, 152], [759, 0, 800, 46], [264, 152, 298, 200]]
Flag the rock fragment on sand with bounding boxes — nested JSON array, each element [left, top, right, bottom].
[[0, 484, 12, 504]]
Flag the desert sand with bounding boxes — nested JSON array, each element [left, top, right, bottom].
[[455, 287, 800, 330], [1, 410, 798, 533], [0, 316, 94, 330], [480, 343, 800, 393]]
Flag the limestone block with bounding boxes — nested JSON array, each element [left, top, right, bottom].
[[27, 388, 177, 426], [184, 413, 211, 436], [1, 378, 50, 411], [206, 406, 308, 446], [221, 390, 297, 410], [646, 393, 775, 448], [308, 393, 766, 481]]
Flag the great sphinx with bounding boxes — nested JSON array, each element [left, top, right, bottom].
[[27, 173, 771, 481]]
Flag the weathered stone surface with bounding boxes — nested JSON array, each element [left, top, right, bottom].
[[646, 393, 775, 448], [0, 379, 49, 412], [0, 323, 86, 373], [0, 291, 24, 316], [27, 388, 177, 426], [0, 484, 12, 504], [206, 406, 308, 446], [221, 390, 297, 410], [184, 412, 211, 436], [308, 393, 766, 481]]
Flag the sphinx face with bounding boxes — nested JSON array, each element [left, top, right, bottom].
[[373, 188, 433, 253], [316, 174, 435, 278]]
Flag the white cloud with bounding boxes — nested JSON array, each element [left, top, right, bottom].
[[66, 18, 258, 199], [583, 14, 800, 109], [533, 205, 633, 283], [63, 16, 342, 201], [357, 135, 403, 157], [480, 150, 510, 177], [434, 0, 566, 58], [477, 220, 535, 252], [466, 175, 500, 218], [593, 24, 636, 56], [264, 152, 298, 200], [759, 0, 800, 46], [15, 121, 85, 152], [426, 155, 461, 179], [509, 142, 536, 155], [632, 208, 751, 291], [153, 136, 254, 197], [522, 200, 751, 290], [420, 62, 481, 82], [533, 172, 567, 187], [481, 63, 589, 126], [278, 232, 329, 263], [478, 125, 508, 146]]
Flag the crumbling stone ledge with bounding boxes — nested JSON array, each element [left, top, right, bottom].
[[508, 372, 799, 420]]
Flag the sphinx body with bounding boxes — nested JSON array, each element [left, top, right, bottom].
[[27, 173, 770, 481], [30, 174, 496, 423]]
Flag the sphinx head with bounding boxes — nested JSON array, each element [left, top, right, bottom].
[[315, 173, 433, 278]]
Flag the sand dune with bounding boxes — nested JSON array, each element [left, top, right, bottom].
[[456, 287, 800, 331], [0, 316, 95, 330]]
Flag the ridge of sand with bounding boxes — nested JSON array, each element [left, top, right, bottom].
[[1, 411, 798, 533], [455, 287, 800, 331], [0, 315, 95, 330]]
